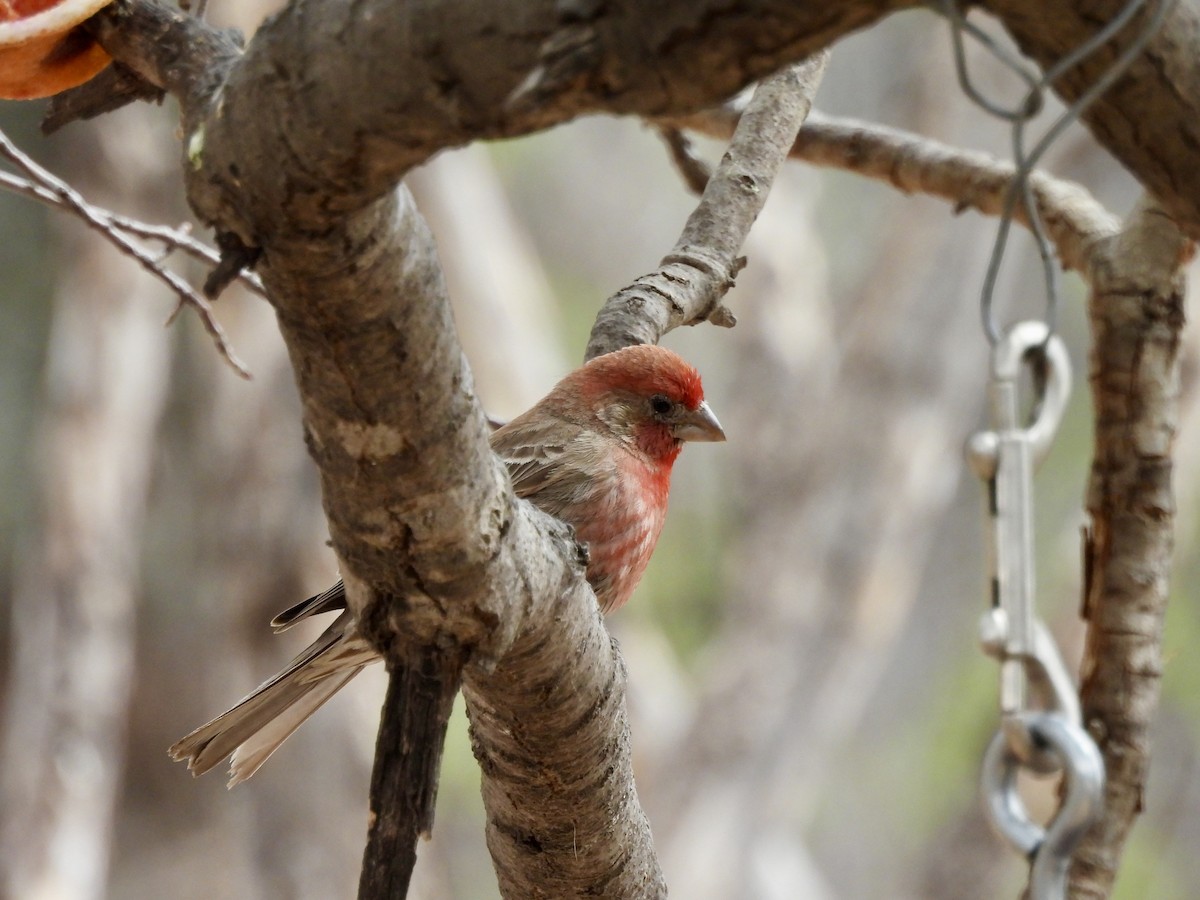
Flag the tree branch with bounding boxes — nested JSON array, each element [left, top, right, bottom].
[[670, 108, 1120, 275], [90, 0, 889, 245], [585, 53, 829, 360], [92, 0, 1200, 243], [90, 4, 667, 894], [0, 161, 265, 296], [463, 573, 666, 897], [1072, 197, 1192, 897], [984, 0, 1200, 237], [656, 127, 712, 196], [359, 648, 463, 899]]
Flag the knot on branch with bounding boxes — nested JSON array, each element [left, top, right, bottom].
[[660, 248, 744, 327]]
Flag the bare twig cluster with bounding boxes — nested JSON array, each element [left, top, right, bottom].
[[0, 127, 256, 377]]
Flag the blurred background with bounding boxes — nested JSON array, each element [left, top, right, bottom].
[[2, 5, 1199, 899]]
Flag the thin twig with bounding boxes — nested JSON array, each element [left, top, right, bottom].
[[0, 157, 265, 297], [0, 128, 252, 378]]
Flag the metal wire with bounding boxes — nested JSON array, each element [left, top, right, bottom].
[[936, 0, 1172, 344]]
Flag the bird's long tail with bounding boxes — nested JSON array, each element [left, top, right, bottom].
[[169, 583, 374, 786]]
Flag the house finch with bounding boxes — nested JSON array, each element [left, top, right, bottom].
[[170, 343, 724, 784]]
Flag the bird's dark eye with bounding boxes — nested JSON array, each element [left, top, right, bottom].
[[650, 395, 673, 416]]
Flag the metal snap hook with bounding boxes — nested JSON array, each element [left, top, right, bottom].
[[966, 321, 1074, 727], [966, 320, 1072, 480]]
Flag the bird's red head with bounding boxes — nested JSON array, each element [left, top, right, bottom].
[[579, 344, 705, 409], [566, 344, 725, 466]]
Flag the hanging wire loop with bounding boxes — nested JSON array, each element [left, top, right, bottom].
[[935, 0, 1171, 345], [967, 320, 1071, 475], [938, 1, 1169, 893]]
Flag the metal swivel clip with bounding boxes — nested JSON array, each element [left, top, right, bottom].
[[965, 321, 1104, 900]]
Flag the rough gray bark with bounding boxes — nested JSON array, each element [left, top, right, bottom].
[[462, 584, 664, 898], [1074, 199, 1191, 898], [96, 0, 1200, 242]]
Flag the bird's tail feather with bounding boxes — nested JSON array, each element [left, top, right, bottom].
[[169, 611, 375, 786]]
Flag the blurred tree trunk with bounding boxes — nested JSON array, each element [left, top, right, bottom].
[[0, 109, 173, 900]]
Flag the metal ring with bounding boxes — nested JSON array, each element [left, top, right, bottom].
[[981, 712, 1105, 899]]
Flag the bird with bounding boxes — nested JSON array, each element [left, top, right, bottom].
[[169, 343, 725, 785]]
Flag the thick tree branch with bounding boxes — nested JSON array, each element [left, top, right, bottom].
[[585, 53, 829, 360], [92, 4, 670, 892], [92, 0, 897, 245], [1072, 198, 1191, 898], [463, 573, 665, 898], [90, 0, 1200, 244]]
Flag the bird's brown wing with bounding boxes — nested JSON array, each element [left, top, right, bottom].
[[265, 416, 598, 640], [489, 414, 608, 515]]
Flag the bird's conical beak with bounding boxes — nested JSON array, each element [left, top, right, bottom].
[[673, 400, 726, 443]]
